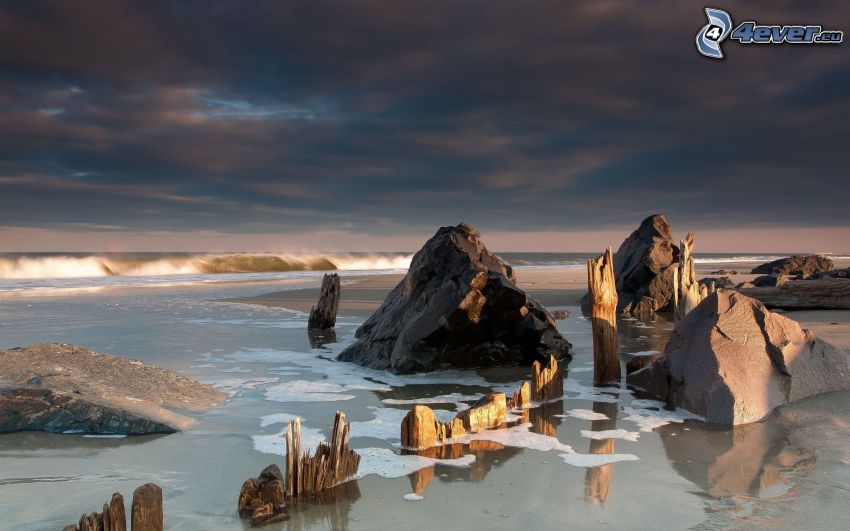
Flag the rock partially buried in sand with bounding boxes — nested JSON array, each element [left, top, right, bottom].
[[337, 223, 570, 374], [751, 255, 833, 278], [0, 343, 225, 435], [629, 291, 850, 425]]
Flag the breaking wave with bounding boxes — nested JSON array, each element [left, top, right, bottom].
[[0, 253, 413, 280]]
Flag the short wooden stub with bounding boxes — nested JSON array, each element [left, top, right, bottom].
[[400, 393, 509, 450], [307, 273, 341, 330], [64, 491, 127, 531], [587, 248, 620, 385], [674, 233, 709, 323], [285, 411, 360, 498], [531, 355, 563, 402], [511, 380, 531, 409], [131, 483, 163, 531]]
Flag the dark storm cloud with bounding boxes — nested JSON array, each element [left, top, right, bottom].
[[0, 0, 848, 239]]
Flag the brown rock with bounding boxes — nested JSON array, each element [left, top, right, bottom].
[[238, 479, 259, 517], [455, 393, 507, 433], [338, 223, 570, 373], [629, 291, 850, 425], [131, 483, 163, 531], [259, 480, 285, 506], [751, 255, 833, 278]]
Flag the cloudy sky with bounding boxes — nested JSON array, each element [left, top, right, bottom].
[[1, 1, 848, 252]]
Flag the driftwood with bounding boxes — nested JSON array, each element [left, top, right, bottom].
[[511, 380, 531, 409], [400, 393, 508, 450], [63, 488, 151, 531], [308, 273, 341, 330], [531, 354, 564, 401], [674, 233, 710, 323], [285, 411, 360, 498], [237, 465, 288, 527], [738, 279, 850, 310], [131, 484, 163, 531], [587, 248, 620, 385]]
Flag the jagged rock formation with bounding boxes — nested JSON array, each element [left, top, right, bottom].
[[629, 291, 850, 425], [307, 273, 341, 330], [751, 255, 833, 278], [0, 344, 224, 435], [338, 223, 570, 373], [610, 214, 680, 315]]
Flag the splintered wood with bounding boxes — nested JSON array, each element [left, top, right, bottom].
[[400, 393, 508, 450], [511, 380, 531, 408], [285, 411, 360, 498], [307, 273, 341, 330], [674, 233, 710, 323], [64, 485, 161, 531], [587, 247, 621, 385], [532, 355, 564, 402]]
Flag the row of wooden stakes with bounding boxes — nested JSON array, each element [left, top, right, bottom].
[[63, 483, 163, 531]]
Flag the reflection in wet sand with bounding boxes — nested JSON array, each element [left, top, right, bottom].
[[279, 481, 361, 531], [658, 418, 811, 498], [584, 400, 620, 505], [307, 328, 337, 349]]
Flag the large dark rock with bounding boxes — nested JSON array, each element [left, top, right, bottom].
[[751, 255, 833, 278], [0, 343, 225, 434], [750, 274, 787, 288], [337, 223, 570, 373], [611, 214, 680, 314], [811, 268, 850, 280], [629, 291, 850, 425]]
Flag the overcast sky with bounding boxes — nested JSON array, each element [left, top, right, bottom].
[[1, 1, 848, 252]]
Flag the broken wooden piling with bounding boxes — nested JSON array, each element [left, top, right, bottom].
[[674, 233, 709, 323], [587, 247, 621, 385], [531, 355, 564, 401], [307, 273, 341, 330], [285, 411, 360, 498]]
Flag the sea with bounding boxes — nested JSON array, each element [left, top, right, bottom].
[[0, 252, 846, 529]]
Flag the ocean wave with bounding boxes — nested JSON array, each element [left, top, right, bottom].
[[0, 253, 413, 280]]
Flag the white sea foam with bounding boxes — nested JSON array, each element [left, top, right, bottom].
[[259, 413, 300, 428], [264, 380, 357, 402], [204, 377, 279, 397], [563, 379, 623, 403], [580, 429, 640, 442], [557, 409, 610, 421], [381, 392, 483, 410], [621, 406, 703, 432], [560, 453, 639, 467], [629, 350, 660, 357], [218, 366, 252, 373], [252, 424, 326, 456], [403, 493, 424, 501], [355, 447, 476, 479]]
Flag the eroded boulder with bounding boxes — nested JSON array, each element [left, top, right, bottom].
[[751, 255, 833, 278], [629, 291, 850, 425], [609, 214, 679, 314], [337, 223, 570, 373]]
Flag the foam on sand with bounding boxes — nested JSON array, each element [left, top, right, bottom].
[[355, 447, 476, 479], [580, 429, 640, 442], [252, 422, 326, 456], [621, 405, 703, 432], [203, 377, 279, 397], [560, 453, 640, 467], [557, 409, 610, 421], [264, 380, 356, 402], [403, 493, 424, 501]]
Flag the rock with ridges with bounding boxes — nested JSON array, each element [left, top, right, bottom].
[[0, 343, 225, 435], [337, 223, 570, 373], [629, 291, 850, 425], [610, 214, 680, 314], [751, 255, 833, 278]]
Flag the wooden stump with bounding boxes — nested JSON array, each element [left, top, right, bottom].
[[400, 405, 440, 450], [587, 248, 621, 385], [674, 233, 709, 323], [455, 393, 507, 433], [307, 273, 341, 330], [284, 411, 360, 498], [511, 381, 531, 409], [532, 355, 564, 402], [131, 483, 163, 531], [64, 492, 126, 531]]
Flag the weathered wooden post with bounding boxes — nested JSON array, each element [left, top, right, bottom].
[[284, 411, 360, 498], [531, 355, 563, 402], [674, 233, 709, 323], [131, 483, 163, 531], [308, 273, 341, 330], [587, 247, 621, 385]]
